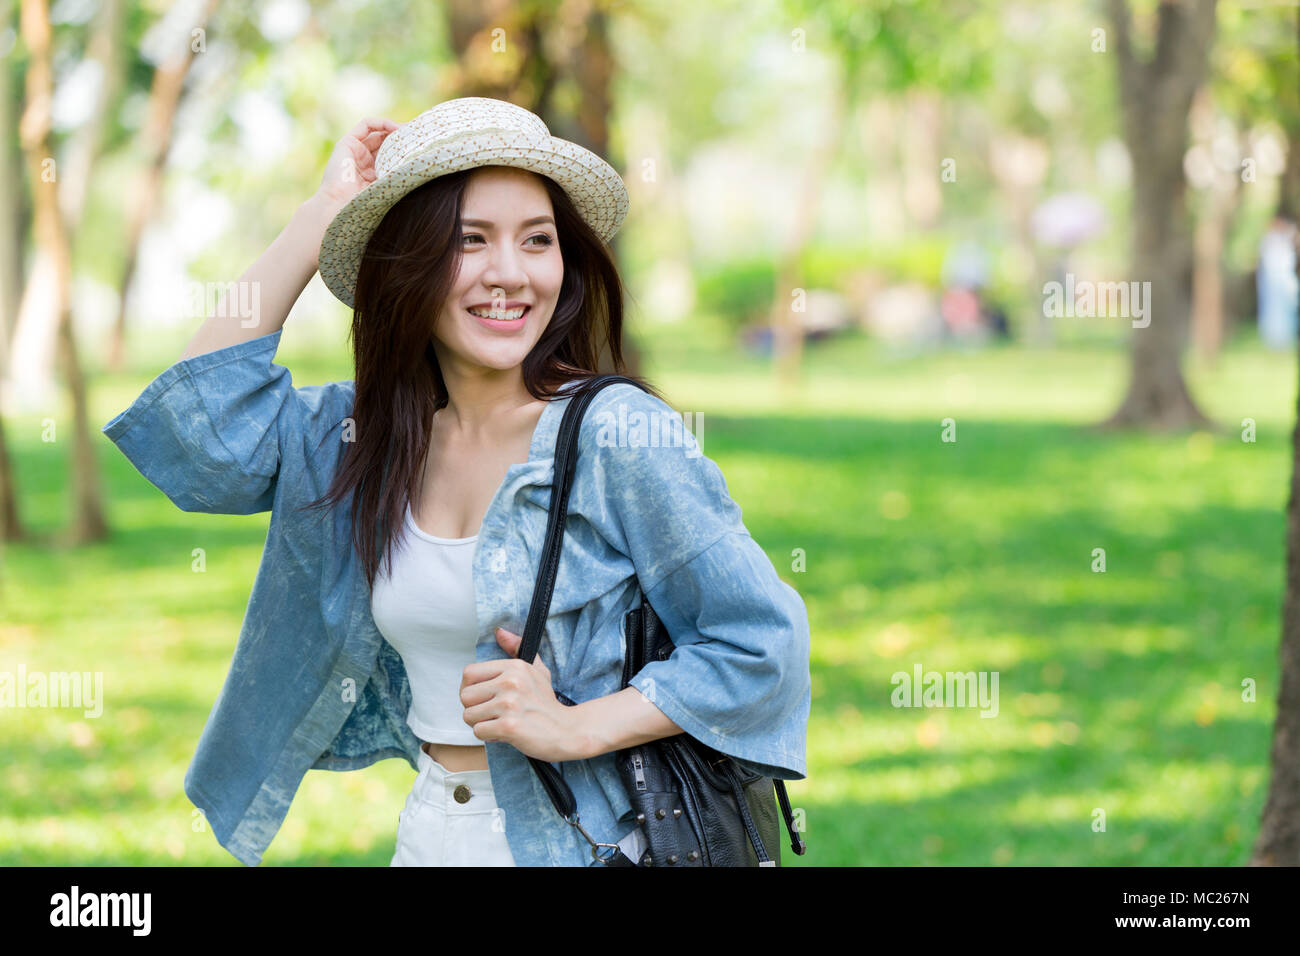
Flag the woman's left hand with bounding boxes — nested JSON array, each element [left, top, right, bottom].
[[460, 628, 590, 762]]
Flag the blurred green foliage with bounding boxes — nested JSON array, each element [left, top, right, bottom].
[[695, 239, 950, 329]]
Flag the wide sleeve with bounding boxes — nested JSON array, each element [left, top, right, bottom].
[[583, 384, 811, 781], [101, 328, 329, 515]]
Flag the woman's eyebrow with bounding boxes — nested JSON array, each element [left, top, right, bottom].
[[460, 216, 555, 228]]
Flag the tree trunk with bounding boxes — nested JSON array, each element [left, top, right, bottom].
[[769, 72, 847, 395], [562, 6, 637, 377], [59, 0, 125, 226], [1101, 0, 1219, 431], [899, 89, 943, 230], [1191, 181, 1233, 365], [0, 415, 21, 544], [1279, 106, 1300, 221], [19, 0, 107, 543], [1188, 85, 1240, 366], [988, 132, 1050, 344], [106, 0, 218, 372], [1250, 2, 1300, 868], [1253, 306, 1300, 864], [0, 0, 27, 543]]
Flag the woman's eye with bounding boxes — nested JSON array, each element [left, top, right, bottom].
[[461, 233, 553, 247]]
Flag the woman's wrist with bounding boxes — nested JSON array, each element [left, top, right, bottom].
[[564, 700, 600, 761], [295, 193, 347, 270]]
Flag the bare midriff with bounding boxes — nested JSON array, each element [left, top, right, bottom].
[[423, 740, 490, 772]]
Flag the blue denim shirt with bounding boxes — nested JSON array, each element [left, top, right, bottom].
[[100, 328, 810, 866]]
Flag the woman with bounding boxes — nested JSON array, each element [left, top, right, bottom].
[[102, 98, 811, 867]]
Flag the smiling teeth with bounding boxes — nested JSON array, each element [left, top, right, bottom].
[[469, 307, 526, 320]]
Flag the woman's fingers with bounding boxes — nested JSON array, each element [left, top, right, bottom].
[[355, 123, 398, 161], [316, 118, 401, 203], [347, 117, 398, 139], [342, 120, 398, 162], [341, 126, 393, 173]]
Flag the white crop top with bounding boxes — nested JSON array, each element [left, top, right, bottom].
[[370, 501, 482, 746], [372, 501, 652, 863]]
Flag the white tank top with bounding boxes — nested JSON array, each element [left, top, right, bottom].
[[373, 502, 652, 864], [371, 501, 483, 746]]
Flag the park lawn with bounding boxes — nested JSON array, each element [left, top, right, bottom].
[[1, 314, 1293, 865]]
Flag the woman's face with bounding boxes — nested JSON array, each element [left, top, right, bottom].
[[432, 166, 563, 377]]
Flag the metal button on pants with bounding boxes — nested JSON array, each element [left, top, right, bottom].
[[390, 745, 516, 867]]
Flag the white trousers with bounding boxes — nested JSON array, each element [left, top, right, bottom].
[[389, 744, 650, 866], [390, 745, 516, 866]]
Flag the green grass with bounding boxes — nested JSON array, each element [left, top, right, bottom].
[[2, 313, 1294, 865]]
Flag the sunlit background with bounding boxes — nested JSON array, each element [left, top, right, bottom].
[[2, 0, 1298, 865]]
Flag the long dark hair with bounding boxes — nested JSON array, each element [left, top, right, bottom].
[[301, 165, 662, 592]]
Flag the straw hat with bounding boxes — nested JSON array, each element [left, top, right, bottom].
[[317, 96, 630, 309]]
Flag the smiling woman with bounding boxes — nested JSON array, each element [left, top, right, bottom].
[[429, 172, 564, 361], [296, 101, 684, 866], [102, 97, 810, 869], [329, 160, 653, 592]]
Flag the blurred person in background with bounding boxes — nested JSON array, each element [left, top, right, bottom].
[[1256, 212, 1298, 350], [941, 238, 1010, 344]]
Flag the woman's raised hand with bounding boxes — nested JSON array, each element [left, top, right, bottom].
[[315, 117, 401, 210]]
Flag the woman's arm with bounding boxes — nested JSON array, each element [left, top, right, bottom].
[[102, 118, 398, 514], [178, 117, 398, 362], [570, 686, 685, 759], [177, 195, 337, 361], [464, 627, 683, 763], [578, 384, 812, 780]]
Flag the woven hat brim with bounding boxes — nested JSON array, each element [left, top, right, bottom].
[[318, 129, 629, 309]]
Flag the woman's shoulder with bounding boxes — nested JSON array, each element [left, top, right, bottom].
[[574, 380, 680, 434], [579, 381, 698, 455], [571, 381, 751, 587], [282, 378, 357, 458], [575, 380, 727, 524], [293, 377, 354, 412]]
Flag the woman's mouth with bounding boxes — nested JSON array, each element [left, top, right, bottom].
[[466, 304, 530, 331]]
